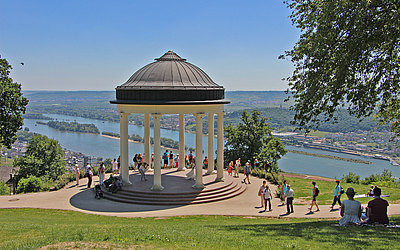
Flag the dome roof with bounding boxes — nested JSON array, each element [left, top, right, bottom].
[[112, 51, 229, 105]]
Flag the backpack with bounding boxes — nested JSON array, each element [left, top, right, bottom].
[[340, 187, 344, 195], [315, 186, 320, 196]]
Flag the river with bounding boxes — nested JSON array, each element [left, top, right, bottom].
[[22, 114, 400, 179]]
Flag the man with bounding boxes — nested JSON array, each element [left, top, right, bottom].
[[308, 181, 320, 212], [284, 184, 294, 214], [163, 150, 169, 168], [330, 180, 342, 209], [367, 187, 389, 224], [168, 151, 174, 168], [112, 158, 118, 174], [263, 184, 273, 212], [242, 161, 252, 184]]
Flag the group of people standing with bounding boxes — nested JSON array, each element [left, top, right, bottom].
[[227, 158, 253, 183]]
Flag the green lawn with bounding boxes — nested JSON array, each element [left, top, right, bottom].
[[0, 209, 399, 249], [282, 176, 400, 205]]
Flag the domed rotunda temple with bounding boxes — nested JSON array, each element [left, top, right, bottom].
[[111, 51, 230, 190]]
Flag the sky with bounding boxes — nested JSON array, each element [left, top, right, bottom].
[[0, 0, 300, 91]]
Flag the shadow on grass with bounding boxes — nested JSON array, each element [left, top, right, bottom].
[[210, 218, 400, 248]]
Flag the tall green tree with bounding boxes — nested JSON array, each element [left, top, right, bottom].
[[224, 110, 287, 168], [14, 134, 66, 181], [282, 1, 400, 134], [0, 57, 29, 148]]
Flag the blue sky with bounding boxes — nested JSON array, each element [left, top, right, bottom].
[[0, 0, 299, 91]]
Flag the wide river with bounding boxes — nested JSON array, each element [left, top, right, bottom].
[[23, 114, 400, 179]]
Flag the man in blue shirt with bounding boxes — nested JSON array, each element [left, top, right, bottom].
[[330, 180, 342, 209]]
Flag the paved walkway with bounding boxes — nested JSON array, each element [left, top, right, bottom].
[[1, 170, 399, 219]]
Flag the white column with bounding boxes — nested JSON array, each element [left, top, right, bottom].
[[206, 113, 215, 175], [178, 113, 186, 171], [193, 113, 205, 189], [120, 112, 131, 185], [216, 111, 224, 182], [144, 113, 151, 165], [151, 113, 164, 191]]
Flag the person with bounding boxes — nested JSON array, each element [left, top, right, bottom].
[[281, 180, 288, 205], [330, 180, 343, 209], [169, 151, 174, 168], [366, 187, 389, 224], [117, 155, 121, 172], [151, 153, 154, 169], [112, 158, 118, 174], [242, 161, 252, 184], [234, 158, 240, 178], [263, 184, 273, 212], [139, 162, 148, 181], [188, 151, 193, 168], [137, 153, 143, 168], [185, 155, 189, 168], [98, 162, 105, 185], [254, 159, 260, 169], [203, 156, 208, 169], [339, 187, 361, 226], [366, 185, 375, 196], [174, 154, 179, 168], [104, 174, 115, 190], [258, 180, 266, 207], [284, 184, 294, 214], [87, 167, 93, 188], [133, 154, 138, 170], [308, 181, 320, 212], [163, 150, 169, 168], [75, 164, 80, 186], [86, 162, 91, 171], [228, 161, 233, 176]]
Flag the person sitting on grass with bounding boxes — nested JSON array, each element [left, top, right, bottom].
[[339, 188, 361, 226], [366, 187, 389, 225]]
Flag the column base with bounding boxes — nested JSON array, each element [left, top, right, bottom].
[[151, 184, 164, 191], [122, 180, 132, 186], [192, 183, 204, 189], [177, 167, 186, 171], [215, 177, 225, 182], [205, 170, 216, 175]]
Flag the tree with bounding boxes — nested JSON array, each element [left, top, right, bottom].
[[0, 57, 29, 148], [282, 1, 400, 134], [224, 110, 287, 168], [14, 135, 66, 181]]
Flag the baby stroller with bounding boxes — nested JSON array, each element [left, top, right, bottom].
[[94, 184, 104, 199]]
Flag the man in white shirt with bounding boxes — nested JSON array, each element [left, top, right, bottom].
[[284, 184, 295, 214]]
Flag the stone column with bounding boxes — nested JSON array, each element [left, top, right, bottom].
[[216, 111, 224, 182], [193, 113, 205, 189], [206, 112, 215, 175], [151, 113, 164, 191], [178, 113, 186, 171], [144, 113, 151, 165], [120, 112, 131, 185]]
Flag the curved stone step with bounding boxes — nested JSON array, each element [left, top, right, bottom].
[[102, 181, 246, 205]]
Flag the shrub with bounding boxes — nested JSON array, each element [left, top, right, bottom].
[[17, 176, 42, 193], [0, 181, 9, 195], [341, 172, 360, 184]]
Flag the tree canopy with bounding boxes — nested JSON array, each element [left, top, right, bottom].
[[14, 134, 66, 181], [0, 57, 29, 148], [282, 0, 400, 134], [224, 110, 287, 169]]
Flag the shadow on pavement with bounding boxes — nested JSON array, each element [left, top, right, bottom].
[[69, 188, 183, 213]]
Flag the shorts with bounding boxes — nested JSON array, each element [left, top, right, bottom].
[[312, 196, 317, 201], [245, 173, 250, 177], [164, 159, 168, 164]]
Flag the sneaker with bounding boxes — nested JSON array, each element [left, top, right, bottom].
[[308, 207, 312, 210], [316, 209, 320, 212], [248, 182, 251, 184], [329, 206, 333, 209]]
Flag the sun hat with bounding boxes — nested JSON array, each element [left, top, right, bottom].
[[345, 187, 356, 196]]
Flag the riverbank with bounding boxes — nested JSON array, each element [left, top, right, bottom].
[[101, 134, 178, 152], [288, 149, 374, 164]]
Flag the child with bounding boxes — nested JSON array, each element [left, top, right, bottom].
[[228, 161, 233, 176]]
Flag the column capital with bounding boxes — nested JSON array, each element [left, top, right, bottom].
[[120, 112, 129, 117], [193, 112, 206, 118], [151, 113, 162, 119]]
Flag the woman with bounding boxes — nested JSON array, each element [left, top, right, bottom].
[[98, 162, 105, 185], [339, 187, 362, 226], [308, 181, 320, 212], [75, 164, 80, 186]]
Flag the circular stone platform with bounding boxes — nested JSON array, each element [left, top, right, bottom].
[[101, 169, 246, 205]]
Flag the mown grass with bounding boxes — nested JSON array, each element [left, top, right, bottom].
[[282, 176, 400, 205], [0, 208, 399, 249]]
